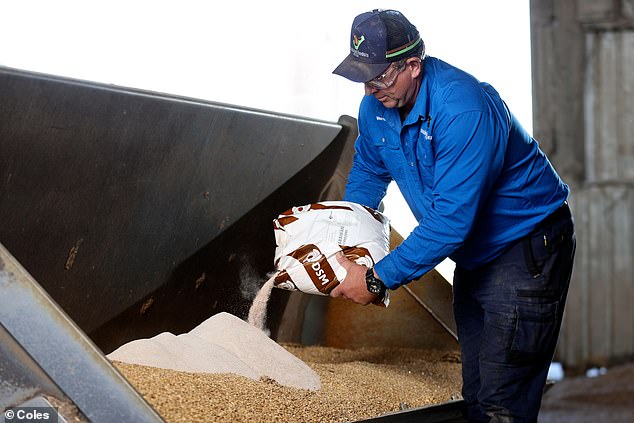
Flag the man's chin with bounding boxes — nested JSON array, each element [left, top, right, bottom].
[[377, 96, 397, 108]]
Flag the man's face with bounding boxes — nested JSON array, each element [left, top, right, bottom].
[[364, 58, 421, 110]]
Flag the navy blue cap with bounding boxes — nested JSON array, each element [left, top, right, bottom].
[[333, 9, 423, 83]]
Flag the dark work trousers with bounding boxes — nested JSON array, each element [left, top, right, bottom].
[[453, 203, 576, 423]]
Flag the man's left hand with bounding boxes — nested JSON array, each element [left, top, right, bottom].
[[330, 252, 377, 305]]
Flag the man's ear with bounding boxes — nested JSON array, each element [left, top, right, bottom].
[[408, 58, 422, 79]]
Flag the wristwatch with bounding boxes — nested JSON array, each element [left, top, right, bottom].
[[365, 267, 386, 297]]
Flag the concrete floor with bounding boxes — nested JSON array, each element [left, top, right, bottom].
[[538, 362, 634, 423]]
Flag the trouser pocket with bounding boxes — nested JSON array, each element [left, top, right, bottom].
[[510, 298, 559, 364]]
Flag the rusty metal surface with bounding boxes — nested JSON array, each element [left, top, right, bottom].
[[0, 66, 355, 352], [320, 229, 459, 351], [321, 269, 459, 351], [402, 285, 458, 342], [0, 243, 164, 422]]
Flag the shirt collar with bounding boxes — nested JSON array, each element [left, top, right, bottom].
[[403, 58, 431, 126]]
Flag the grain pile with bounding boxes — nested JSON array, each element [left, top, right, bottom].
[[114, 345, 462, 423]]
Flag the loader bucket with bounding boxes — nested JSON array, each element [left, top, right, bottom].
[[0, 66, 357, 354]]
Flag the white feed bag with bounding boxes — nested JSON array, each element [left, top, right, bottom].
[[272, 201, 390, 306]]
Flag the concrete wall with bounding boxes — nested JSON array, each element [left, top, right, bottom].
[[531, 0, 634, 370]]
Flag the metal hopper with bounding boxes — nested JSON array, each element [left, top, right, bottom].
[[0, 66, 357, 353]]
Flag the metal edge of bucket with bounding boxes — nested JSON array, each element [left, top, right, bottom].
[[354, 399, 467, 423], [0, 242, 165, 422]]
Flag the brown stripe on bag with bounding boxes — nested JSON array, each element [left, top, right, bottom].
[[288, 244, 339, 294], [274, 216, 298, 228]]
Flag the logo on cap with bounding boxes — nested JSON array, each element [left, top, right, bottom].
[[353, 35, 365, 50]]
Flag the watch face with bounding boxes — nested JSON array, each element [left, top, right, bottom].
[[365, 269, 385, 295], [367, 282, 382, 295]]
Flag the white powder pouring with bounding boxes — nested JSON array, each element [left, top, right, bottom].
[[247, 275, 275, 332]]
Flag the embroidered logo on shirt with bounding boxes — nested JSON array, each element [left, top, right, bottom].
[[420, 128, 433, 141], [375, 116, 386, 121]]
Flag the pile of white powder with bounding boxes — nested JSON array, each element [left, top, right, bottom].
[[107, 285, 319, 391]]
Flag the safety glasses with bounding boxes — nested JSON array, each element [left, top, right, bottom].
[[366, 61, 407, 89]]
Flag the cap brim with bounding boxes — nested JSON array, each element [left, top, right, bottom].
[[332, 54, 390, 83]]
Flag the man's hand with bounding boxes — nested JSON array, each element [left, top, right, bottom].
[[330, 252, 377, 305]]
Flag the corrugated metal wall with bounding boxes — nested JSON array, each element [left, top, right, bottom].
[[531, 0, 634, 370], [563, 188, 634, 367]]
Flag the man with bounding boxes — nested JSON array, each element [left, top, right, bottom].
[[330, 9, 576, 423]]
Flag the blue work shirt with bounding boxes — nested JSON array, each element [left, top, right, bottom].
[[344, 57, 570, 289]]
